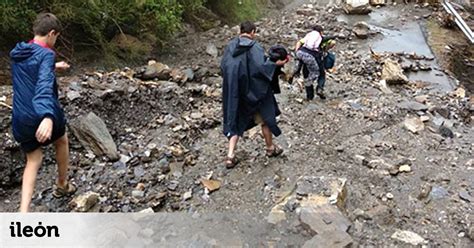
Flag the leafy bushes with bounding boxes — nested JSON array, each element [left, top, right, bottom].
[[0, 0, 268, 61]]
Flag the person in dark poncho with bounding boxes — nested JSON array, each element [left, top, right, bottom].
[[10, 13, 76, 212], [221, 21, 288, 169]]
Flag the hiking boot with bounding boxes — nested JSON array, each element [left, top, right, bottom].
[[316, 87, 326, 100]]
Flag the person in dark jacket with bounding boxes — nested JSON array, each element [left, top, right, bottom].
[[10, 13, 75, 212], [221, 21, 288, 168]]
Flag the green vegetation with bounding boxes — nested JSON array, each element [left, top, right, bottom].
[[0, 0, 268, 62]]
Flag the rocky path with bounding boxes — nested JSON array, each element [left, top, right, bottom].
[[0, 1, 473, 247]]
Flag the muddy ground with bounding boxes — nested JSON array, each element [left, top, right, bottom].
[[1, 1, 473, 247]]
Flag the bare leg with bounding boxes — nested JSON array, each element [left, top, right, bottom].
[[54, 134, 69, 187], [20, 149, 43, 213], [227, 135, 239, 158], [261, 124, 274, 150]]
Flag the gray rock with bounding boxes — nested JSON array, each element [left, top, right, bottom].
[[206, 43, 218, 57], [132, 190, 145, 198], [404, 117, 424, 133], [382, 59, 408, 84], [70, 112, 119, 161], [353, 22, 370, 39], [303, 230, 353, 248], [183, 68, 195, 81], [343, 2, 372, 15], [69, 191, 100, 212], [391, 230, 426, 246], [142, 62, 171, 80], [398, 101, 429, 111], [459, 190, 473, 202], [430, 186, 449, 200]]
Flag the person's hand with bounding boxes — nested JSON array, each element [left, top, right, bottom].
[[275, 58, 288, 66], [36, 118, 53, 143], [55, 61, 70, 71]]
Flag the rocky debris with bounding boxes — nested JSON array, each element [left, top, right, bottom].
[[343, 0, 372, 15], [398, 164, 412, 173], [69, 191, 100, 212], [391, 230, 426, 246], [382, 59, 409, 84], [70, 112, 120, 161], [404, 117, 424, 133], [353, 22, 370, 39]]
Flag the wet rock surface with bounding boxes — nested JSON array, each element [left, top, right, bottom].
[[0, 1, 473, 247]]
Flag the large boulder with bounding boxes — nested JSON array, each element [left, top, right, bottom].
[[70, 112, 119, 161], [382, 59, 409, 84]]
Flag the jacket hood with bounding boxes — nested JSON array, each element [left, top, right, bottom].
[[232, 37, 256, 57], [10, 42, 36, 63]]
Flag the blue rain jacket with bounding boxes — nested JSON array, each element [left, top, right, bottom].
[[10, 42, 66, 143]]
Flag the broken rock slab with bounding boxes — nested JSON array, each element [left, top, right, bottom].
[[382, 59, 409, 84], [299, 199, 353, 248], [70, 112, 120, 161], [206, 43, 218, 58]]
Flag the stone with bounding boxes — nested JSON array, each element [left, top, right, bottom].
[[170, 162, 184, 178], [70, 112, 119, 161], [69, 192, 100, 212], [132, 190, 145, 198], [429, 186, 448, 200], [376, 80, 393, 94], [468, 226, 474, 240], [399, 165, 412, 173], [439, 125, 454, 138], [353, 22, 370, 39], [303, 230, 353, 248], [415, 95, 429, 103], [183, 190, 192, 201], [459, 190, 473, 202], [391, 230, 426, 246], [417, 184, 432, 200], [296, 9, 316, 16], [170, 68, 188, 83], [398, 101, 429, 111], [183, 68, 195, 81], [299, 199, 352, 243], [139, 208, 154, 213], [404, 117, 424, 133], [343, 0, 372, 14], [67, 91, 81, 101], [382, 59, 409, 84], [201, 179, 221, 192], [206, 43, 218, 57], [142, 62, 171, 80], [167, 180, 179, 191], [267, 204, 287, 225], [370, 0, 386, 6]]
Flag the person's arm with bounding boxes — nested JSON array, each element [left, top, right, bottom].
[[295, 38, 304, 51], [33, 52, 56, 142]]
